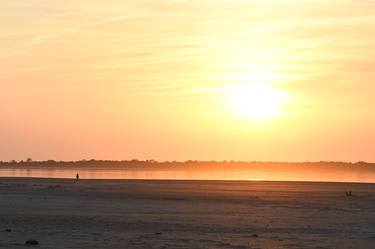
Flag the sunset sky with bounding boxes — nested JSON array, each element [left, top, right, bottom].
[[1, 0, 375, 162]]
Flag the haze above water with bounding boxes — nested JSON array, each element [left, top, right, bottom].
[[1, 161, 375, 183]]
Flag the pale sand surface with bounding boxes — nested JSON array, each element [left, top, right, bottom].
[[0, 178, 374, 249]]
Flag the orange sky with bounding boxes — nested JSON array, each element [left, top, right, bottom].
[[1, 0, 375, 162]]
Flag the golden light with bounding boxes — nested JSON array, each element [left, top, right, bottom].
[[227, 83, 286, 121]]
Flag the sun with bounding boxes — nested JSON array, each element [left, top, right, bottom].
[[227, 83, 286, 120]]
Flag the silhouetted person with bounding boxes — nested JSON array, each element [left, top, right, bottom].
[[76, 173, 79, 181], [345, 191, 352, 197]]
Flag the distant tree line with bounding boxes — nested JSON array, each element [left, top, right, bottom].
[[0, 159, 373, 168]]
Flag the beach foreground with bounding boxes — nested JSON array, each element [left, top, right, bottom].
[[0, 178, 374, 249]]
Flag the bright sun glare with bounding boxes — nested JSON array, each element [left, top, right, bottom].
[[227, 83, 286, 121]]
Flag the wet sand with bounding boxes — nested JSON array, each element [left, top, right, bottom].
[[0, 178, 374, 249]]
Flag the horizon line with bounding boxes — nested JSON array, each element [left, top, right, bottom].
[[1, 159, 374, 164]]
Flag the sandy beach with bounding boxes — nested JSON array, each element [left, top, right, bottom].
[[0, 178, 374, 249]]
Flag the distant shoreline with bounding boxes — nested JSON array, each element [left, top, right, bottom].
[[1, 160, 375, 168], [1, 160, 374, 173], [1, 177, 375, 186], [1, 161, 375, 184], [1, 176, 375, 186]]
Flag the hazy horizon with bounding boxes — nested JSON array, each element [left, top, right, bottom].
[[1, 159, 375, 164], [2, 0, 375, 162], [1, 159, 375, 183]]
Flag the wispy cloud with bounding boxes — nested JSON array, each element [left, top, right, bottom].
[[8, 11, 148, 51], [44, 11, 80, 17], [83, 12, 149, 27], [16, 67, 49, 72]]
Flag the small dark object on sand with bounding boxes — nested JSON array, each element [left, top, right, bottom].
[[4, 229, 11, 232], [155, 232, 162, 235], [25, 239, 39, 246], [251, 234, 259, 238]]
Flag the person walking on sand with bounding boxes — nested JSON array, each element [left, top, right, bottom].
[[76, 173, 79, 181]]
